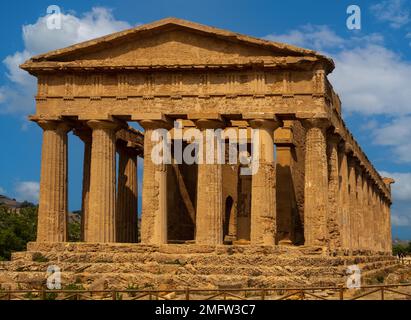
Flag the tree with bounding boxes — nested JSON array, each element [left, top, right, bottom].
[[0, 206, 37, 260]]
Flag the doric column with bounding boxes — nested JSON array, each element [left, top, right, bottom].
[[140, 120, 170, 244], [376, 191, 383, 252], [302, 119, 330, 246], [363, 176, 371, 250], [374, 187, 382, 252], [327, 133, 342, 249], [338, 142, 351, 249], [383, 177, 394, 253], [370, 185, 378, 252], [86, 120, 119, 243], [248, 118, 280, 245], [36, 120, 70, 242], [116, 142, 138, 243], [74, 127, 92, 242], [195, 119, 225, 245], [385, 199, 393, 253], [347, 157, 357, 250], [355, 163, 363, 250]]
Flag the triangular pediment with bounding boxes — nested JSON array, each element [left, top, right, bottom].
[[21, 17, 334, 72]]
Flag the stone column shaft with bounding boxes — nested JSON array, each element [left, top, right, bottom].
[[327, 134, 342, 249], [385, 200, 392, 253], [363, 177, 371, 250], [347, 158, 357, 250], [195, 119, 224, 245], [303, 119, 329, 246], [338, 144, 351, 250], [87, 120, 118, 243], [355, 164, 363, 250], [116, 144, 138, 243], [140, 121, 169, 244], [371, 186, 379, 252], [36, 120, 70, 242], [249, 119, 280, 245]]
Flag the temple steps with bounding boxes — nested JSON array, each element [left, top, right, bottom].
[[0, 243, 397, 290], [11, 250, 394, 266]]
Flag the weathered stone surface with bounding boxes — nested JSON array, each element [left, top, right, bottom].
[[7, 18, 396, 290], [36, 120, 70, 242], [302, 119, 329, 246], [0, 243, 397, 290]]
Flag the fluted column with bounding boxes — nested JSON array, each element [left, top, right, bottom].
[[74, 128, 92, 242], [248, 118, 280, 245], [140, 120, 169, 244], [327, 134, 342, 249], [338, 143, 351, 250], [363, 176, 371, 250], [373, 187, 382, 252], [385, 199, 392, 253], [36, 120, 70, 242], [377, 192, 384, 252], [116, 142, 138, 243], [347, 157, 357, 250], [195, 119, 224, 245], [370, 185, 378, 251], [302, 119, 329, 246], [355, 163, 364, 250], [86, 120, 119, 243]]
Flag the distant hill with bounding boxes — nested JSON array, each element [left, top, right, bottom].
[[0, 195, 22, 209], [0, 195, 36, 211]]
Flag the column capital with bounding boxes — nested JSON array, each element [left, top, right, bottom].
[[338, 141, 354, 155], [193, 118, 226, 130], [139, 119, 173, 130], [248, 118, 281, 130], [347, 156, 358, 168], [37, 120, 71, 133], [87, 119, 122, 131], [327, 133, 341, 146], [301, 118, 330, 130], [382, 177, 395, 187], [354, 160, 363, 173]]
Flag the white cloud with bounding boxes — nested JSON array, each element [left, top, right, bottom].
[[380, 171, 411, 201], [370, 0, 410, 29], [330, 45, 411, 115], [265, 26, 411, 116], [0, 186, 6, 195], [0, 7, 132, 115], [379, 171, 411, 227], [22, 7, 131, 55], [372, 117, 411, 163], [265, 25, 345, 51], [14, 181, 39, 203], [391, 213, 411, 226]]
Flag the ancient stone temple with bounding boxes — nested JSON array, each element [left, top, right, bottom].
[[0, 18, 396, 289]]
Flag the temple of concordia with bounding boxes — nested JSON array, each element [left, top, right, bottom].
[[0, 18, 397, 290]]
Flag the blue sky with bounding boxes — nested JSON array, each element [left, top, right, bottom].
[[1, 0, 411, 239]]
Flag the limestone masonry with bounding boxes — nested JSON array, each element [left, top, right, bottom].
[[0, 18, 396, 289]]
